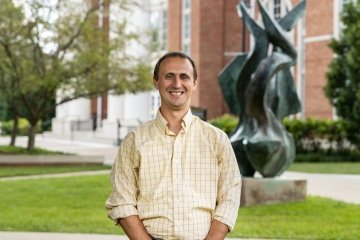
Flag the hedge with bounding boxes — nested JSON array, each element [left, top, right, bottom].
[[0, 118, 42, 136], [208, 114, 359, 156]]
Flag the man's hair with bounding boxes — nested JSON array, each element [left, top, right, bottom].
[[153, 51, 198, 81]]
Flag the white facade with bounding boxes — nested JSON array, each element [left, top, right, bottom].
[[52, 0, 167, 141]]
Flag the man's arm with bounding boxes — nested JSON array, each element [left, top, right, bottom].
[[205, 219, 229, 240], [106, 133, 148, 238], [212, 132, 242, 234], [118, 215, 152, 240]]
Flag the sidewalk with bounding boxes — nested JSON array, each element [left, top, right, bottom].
[[0, 231, 265, 240], [282, 171, 360, 205], [0, 135, 118, 165], [0, 231, 126, 240]]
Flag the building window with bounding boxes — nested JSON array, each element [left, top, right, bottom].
[[150, 92, 160, 119], [182, 0, 191, 55], [339, 0, 355, 32], [151, 10, 167, 52], [161, 11, 167, 50], [273, 0, 282, 20], [341, 0, 355, 11]]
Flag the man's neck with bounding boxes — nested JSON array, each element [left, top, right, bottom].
[[160, 107, 189, 135]]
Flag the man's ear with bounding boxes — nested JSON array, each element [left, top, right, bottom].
[[153, 78, 159, 89], [193, 80, 198, 89]]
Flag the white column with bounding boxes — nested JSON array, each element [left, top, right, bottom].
[[107, 94, 125, 121], [52, 98, 91, 134]]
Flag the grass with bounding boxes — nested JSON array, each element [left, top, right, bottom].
[[290, 162, 360, 174], [0, 165, 111, 178], [0, 145, 69, 155], [231, 197, 360, 240], [0, 175, 120, 234], [0, 175, 359, 239]]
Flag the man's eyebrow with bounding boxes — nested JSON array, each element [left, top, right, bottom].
[[165, 72, 175, 76], [164, 71, 190, 75], [180, 73, 190, 77]]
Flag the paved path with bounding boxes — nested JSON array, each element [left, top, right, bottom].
[[0, 231, 265, 240], [0, 135, 118, 165], [0, 231, 126, 240], [282, 171, 360, 205], [0, 169, 110, 182]]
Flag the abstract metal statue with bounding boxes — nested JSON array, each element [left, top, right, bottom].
[[219, 0, 306, 177]]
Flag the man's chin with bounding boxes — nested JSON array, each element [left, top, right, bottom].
[[169, 103, 189, 111]]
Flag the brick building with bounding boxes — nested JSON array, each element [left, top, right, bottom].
[[167, 0, 347, 120], [53, 0, 348, 141]]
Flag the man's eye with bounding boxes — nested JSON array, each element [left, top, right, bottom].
[[165, 74, 174, 79], [180, 74, 190, 79]]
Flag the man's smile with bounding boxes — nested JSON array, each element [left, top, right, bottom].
[[169, 90, 185, 96]]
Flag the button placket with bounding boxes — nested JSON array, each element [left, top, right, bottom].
[[172, 133, 184, 235]]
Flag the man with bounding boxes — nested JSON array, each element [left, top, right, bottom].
[[106, 52, 241, 240]]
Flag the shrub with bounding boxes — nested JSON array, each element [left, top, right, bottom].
[[283, 118, 356, 154], [209, 114, 359, 161], [208, 114, 239, 134], [0, 118, 42, 136], [295, 151, 360, 162]]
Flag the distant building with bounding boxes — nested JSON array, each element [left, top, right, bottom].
[[52, 0, 166, 140], [167, 0, 349, 120], [52, 0, 348, 141]]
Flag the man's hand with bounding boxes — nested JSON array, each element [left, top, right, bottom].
[[204, 219, 229, 240], [118, 215, 152, 240]]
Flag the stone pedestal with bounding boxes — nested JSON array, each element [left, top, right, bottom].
[[240, 177, 307, 207]]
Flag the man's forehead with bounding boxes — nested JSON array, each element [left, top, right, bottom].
[[162, 56, 191, 65], [160, 57, 193, 72]]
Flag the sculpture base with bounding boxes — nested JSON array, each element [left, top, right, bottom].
[[240, 177, 307, 207]]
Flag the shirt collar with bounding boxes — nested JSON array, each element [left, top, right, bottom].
[[155, 109, 168, 131], [155, 108, 194, 135], [181, 109, 194, 132]]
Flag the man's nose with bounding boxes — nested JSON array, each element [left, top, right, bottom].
[[173, 76, 182, 87]]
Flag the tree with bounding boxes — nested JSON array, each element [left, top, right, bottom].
[[0, 0, 27, 146], [0, 0, 153, 150], [325, 1, 360, 146]]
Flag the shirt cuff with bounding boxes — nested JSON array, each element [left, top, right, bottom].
[[213, 215, 234, 232], [107, 205, 139, 222]]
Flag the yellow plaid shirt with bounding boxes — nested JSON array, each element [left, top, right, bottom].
[[106, 110, 241, 240]]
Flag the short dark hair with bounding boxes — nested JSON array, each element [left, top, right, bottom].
[[153, 51, 198, 81]]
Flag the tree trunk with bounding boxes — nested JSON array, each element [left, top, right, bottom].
[[27, 123, 37, 151], [9, 114, 19, 146]]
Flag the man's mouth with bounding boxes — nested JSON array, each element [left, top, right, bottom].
[[169, 91, 184, 96]]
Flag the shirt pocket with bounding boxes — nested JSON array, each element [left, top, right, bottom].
[[185, 141, 219, 194], [138, 141, 172, 199]]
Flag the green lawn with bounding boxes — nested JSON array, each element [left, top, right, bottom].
[[0, 175, 119, 234], [0, 175, 359, 239], [290, 162, 360, 174], [0, 165, 111, 178], [231, 197, 360, 239]]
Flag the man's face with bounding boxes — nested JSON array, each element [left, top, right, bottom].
[[153, 56, 197, 112]]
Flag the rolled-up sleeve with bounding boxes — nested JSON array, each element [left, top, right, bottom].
[[105, 133, 140, 222], [213, 133, 242, 231]]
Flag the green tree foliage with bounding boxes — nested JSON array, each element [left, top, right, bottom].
[[0, 0, 153, 150], [325, 1, 360, 146], [0, 0, 27, 145]]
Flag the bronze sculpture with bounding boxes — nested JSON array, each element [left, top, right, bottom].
[[220, 0, 306, 177]]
